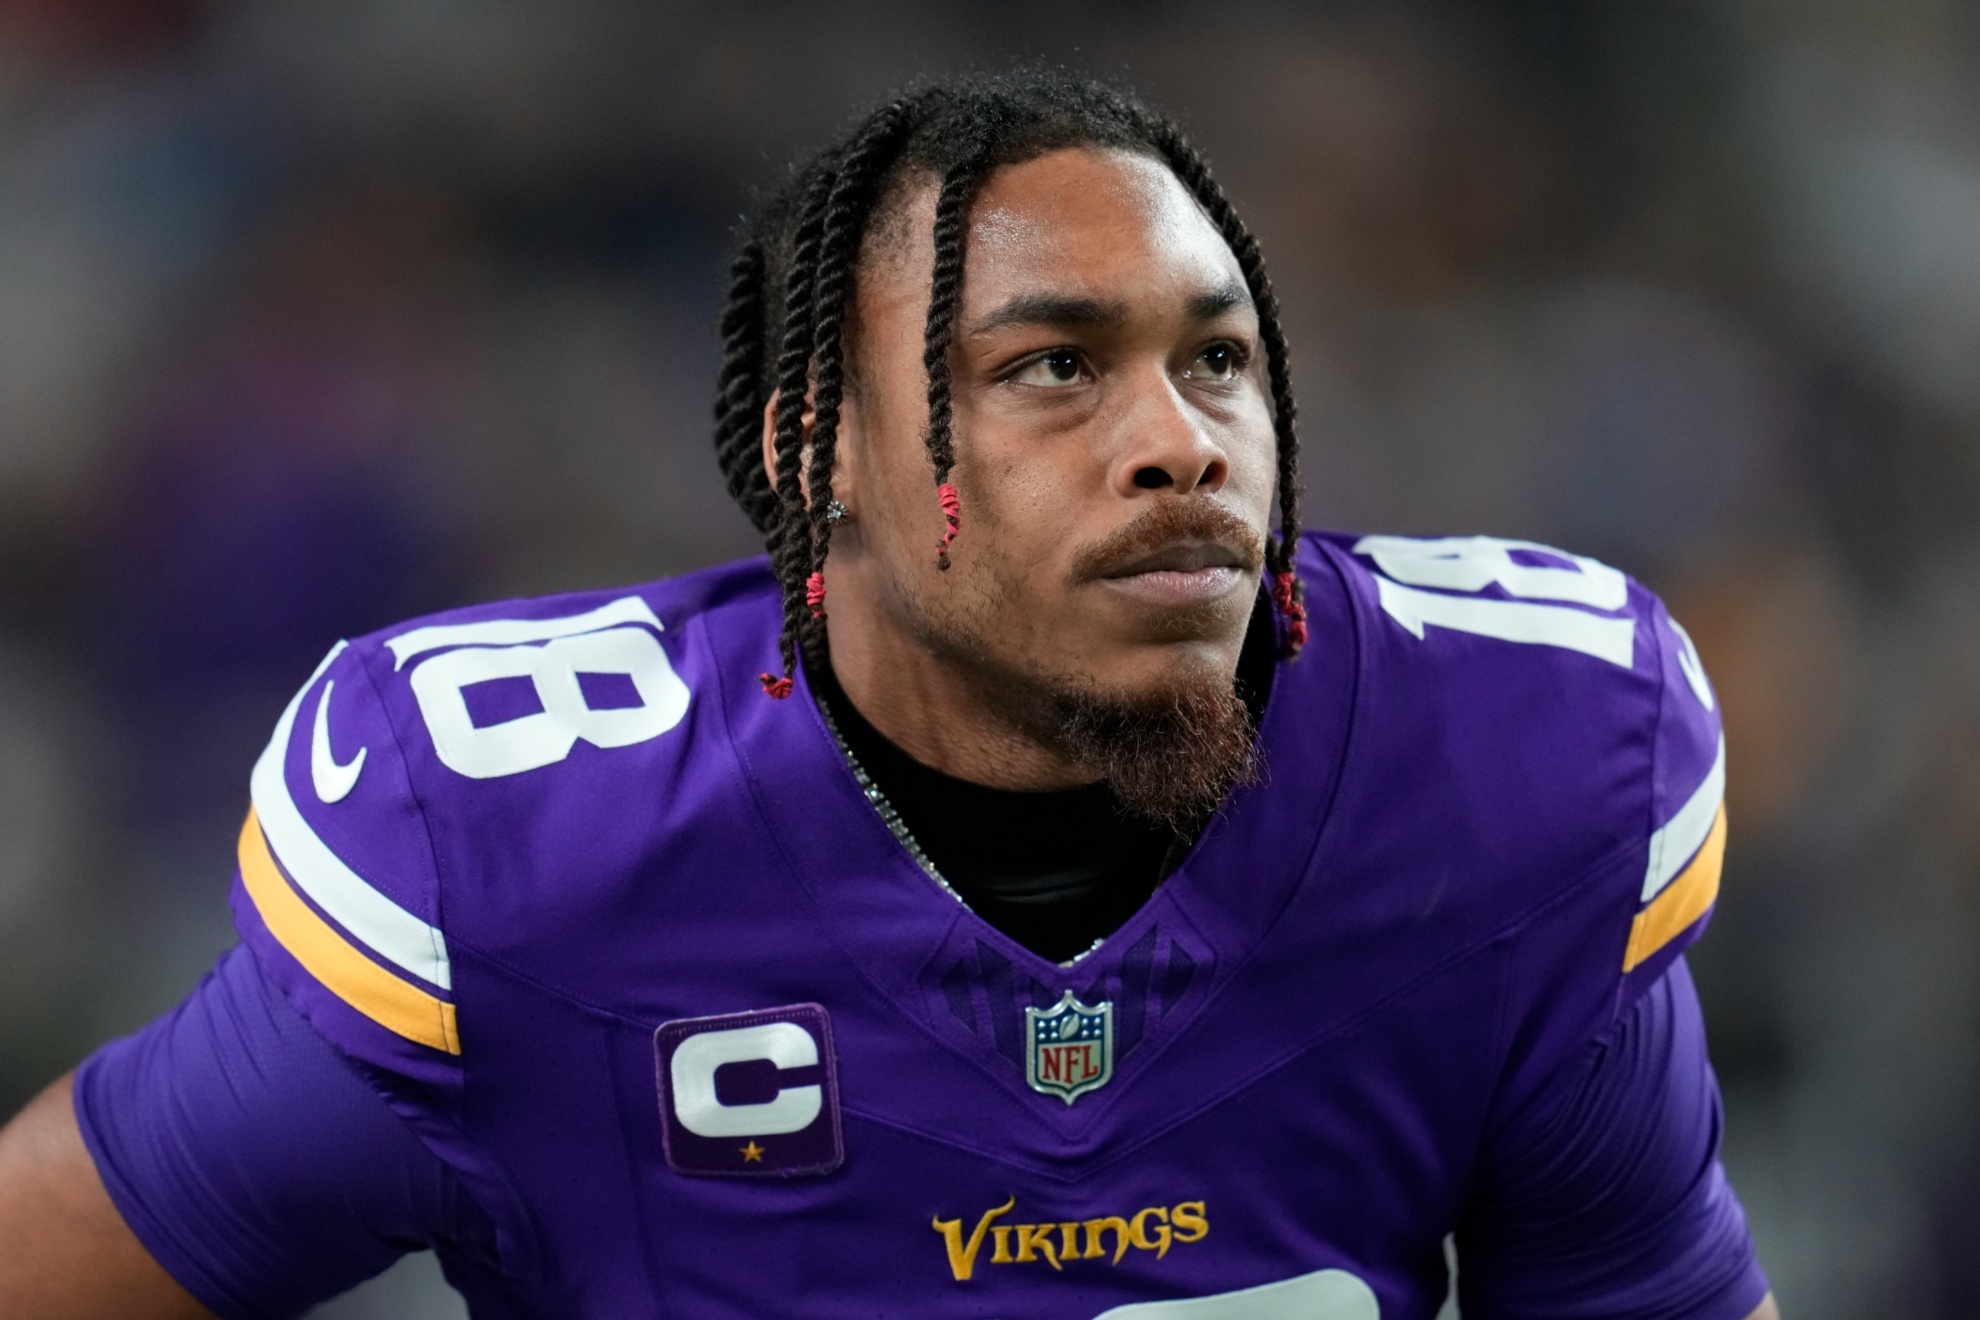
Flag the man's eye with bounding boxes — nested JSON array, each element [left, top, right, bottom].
[[1011, 350, 1084, 387], [1186, 343, 1243, 382]]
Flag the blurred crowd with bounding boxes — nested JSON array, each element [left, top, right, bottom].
[[2, 2, 1978, 1315]]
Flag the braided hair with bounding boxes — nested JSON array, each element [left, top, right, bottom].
[[709, 70, 1307, 698]]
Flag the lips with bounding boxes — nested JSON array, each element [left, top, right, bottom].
[[1091, 537, 1252, 610], [1095, 562, 1246, 610], [1101, 539, 1248, 579]]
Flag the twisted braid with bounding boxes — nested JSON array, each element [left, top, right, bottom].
[[762, 161, 839, 696], [801, 99, 922, 649], [920, 141, 991, 571], [1142, 120, 1307, 655], [712, 240, 773, 534]]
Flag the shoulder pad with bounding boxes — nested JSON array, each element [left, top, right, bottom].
[[1320, 531, 1726, 979], [1314, 531, 1729, 1086], [232, 583, 713, 1077]]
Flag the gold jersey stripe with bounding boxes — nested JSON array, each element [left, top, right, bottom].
[[1623, 805, 1727, 973], [238, 809, 461, 1054]]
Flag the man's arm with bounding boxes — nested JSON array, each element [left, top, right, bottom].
[[0, 1073, 215, 1320], [1458, 958, 1772, 1319]]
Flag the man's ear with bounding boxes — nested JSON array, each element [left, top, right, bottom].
[[761, 391, 859, 518]]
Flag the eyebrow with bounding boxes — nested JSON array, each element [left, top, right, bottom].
[[965, 280, 1255, 339], [1186, 281, 1253, 321], [967, 293, 1127, 337]]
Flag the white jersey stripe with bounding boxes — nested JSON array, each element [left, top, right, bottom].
[[1091, 1266, 1378, 1319], [384, 595, 662, 670], [1641, 732, 1727, 903], [250, 642, 453, 991]]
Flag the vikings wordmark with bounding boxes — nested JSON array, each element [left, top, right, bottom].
[[931, 1197, 1210, 1282]]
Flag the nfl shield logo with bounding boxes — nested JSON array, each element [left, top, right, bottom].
[[1025, 990, 1114, 1104]]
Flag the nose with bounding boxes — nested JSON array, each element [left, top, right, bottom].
[[1114, 374, 1230, 497]]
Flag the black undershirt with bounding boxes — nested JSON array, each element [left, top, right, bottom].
[[815, 593, 1277, 963]]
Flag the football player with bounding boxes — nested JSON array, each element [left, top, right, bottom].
[[0, 72, 1777, 1318]]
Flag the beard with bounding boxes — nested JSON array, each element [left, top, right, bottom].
[[900, 500, 1266, 830], [1049, 674, 1261, 830]]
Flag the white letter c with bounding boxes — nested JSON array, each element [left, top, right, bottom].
[[670, 1022, 821, 1138]]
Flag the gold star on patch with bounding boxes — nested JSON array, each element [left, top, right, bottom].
[[740, 1141, 765, 1163]]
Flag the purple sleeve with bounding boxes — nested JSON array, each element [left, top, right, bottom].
[[73, 945, 495, 1320], [1458, 957, 1768, 1320]]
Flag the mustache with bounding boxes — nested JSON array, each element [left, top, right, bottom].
[[1067, 500, 1266, 584]]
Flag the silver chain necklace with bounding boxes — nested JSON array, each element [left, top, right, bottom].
[[814, 693, 964, 905], [814, 692, 1104, 967]]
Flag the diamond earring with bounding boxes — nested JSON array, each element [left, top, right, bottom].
[[825, 499, 850, 525]]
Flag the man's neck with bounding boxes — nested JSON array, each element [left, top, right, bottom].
[[809, 658, 1178, 963], [822, 609, 1098, 792]]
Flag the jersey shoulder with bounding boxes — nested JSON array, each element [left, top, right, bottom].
[[229, 558, 777, 1080], [1301, 530, 1725, 997]]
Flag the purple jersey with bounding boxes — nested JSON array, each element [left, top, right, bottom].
[[197, 531, 1748, 1317]]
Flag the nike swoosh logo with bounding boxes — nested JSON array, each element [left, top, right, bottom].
[[311, 679, 368, 803]]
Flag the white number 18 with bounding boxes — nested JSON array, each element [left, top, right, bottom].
[[1351, 535, 1636, 668]]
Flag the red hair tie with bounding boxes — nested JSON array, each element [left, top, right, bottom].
[[758, 672, 794, 700], [935, 483, 961, 568], [804, 571, 827, 620], [1273, 569, 1309, 654]]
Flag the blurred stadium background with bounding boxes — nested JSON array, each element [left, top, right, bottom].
[[3, 2, 1978, 1315]]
